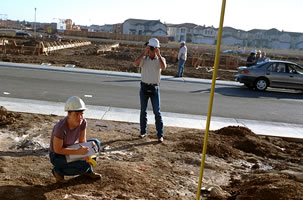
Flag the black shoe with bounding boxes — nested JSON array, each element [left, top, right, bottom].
[[174, 75, 180, 78], [52, 169, 66, 183], [84, 172, 102, 179]]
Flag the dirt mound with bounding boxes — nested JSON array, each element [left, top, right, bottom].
[[0, 106, 17, 126], [211, 126, 288, 160], [214, 126, 256, 137], [227, 172, 303, 200]]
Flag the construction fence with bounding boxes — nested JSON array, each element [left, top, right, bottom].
[[64, 30, 168, 44]]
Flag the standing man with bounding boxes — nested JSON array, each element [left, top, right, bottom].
[[258, 51, 270, 63], [246, 50, 257, 67], [135, 38, 167, 143], [175, 40, 187, 78], [49, 96, 101, 183]]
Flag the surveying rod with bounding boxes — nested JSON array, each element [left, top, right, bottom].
[[196, 0, 226, 199]]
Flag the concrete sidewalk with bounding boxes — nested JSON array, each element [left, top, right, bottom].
[[1, 96, 303, 140]]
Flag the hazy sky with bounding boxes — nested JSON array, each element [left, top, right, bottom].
[[1, 0, 303, 33]]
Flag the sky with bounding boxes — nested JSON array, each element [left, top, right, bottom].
[[1, 0, 303, 33]]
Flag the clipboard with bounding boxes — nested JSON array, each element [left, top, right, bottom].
[[65, 142, 98, 162]]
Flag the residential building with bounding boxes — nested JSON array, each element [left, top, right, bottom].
[[167, 23, 197, 42], [112, 23, 122, 34], [88, 25, 103, 32], [51, 19, 66, 32], [192, 25, 217, 44], [101, 24, 113, 33], [122, 19, 167, 37], [65, 19, 72, 30]]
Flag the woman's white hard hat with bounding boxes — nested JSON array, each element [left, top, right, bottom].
[[64, 96, 86, 111]]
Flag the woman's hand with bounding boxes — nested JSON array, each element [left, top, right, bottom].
[[78, 145, 89, 155]]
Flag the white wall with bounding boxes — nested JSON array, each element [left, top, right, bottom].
[[222, 36, 242, 46]]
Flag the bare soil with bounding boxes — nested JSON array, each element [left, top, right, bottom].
[[0, 36, 242, 81], [1, 36, 303, 199], [2, 36, 303, 82], [0, 107, 302, 200]]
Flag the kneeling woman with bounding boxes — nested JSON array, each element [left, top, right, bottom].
[[49, 96, 101, 183]]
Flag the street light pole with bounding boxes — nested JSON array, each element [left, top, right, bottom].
[[34, 7, 36, 38]]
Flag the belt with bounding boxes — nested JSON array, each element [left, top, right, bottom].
[[141, 81, 159, 86]]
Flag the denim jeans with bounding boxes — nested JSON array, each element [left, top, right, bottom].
[[49, 138, 101, 177], [140, 82, 163, 138], [177, 59, 185, 77]]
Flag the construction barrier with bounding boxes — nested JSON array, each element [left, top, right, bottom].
[[0, 39, 91, 55], [64, 30, 168, 44]]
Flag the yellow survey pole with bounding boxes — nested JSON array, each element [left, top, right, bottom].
[[196, 0, 226, 199]]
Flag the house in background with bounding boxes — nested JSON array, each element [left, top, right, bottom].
[[87, 25, 103, 32], [51, 19, 66, 33], [167, 23, 197, 42], [101, 24, 113, 33], [112, 23, 122, 34], [65, 19, 72, 30], [221, 26, 244, 46], [192, 25, 217, 44], [295, 35, 303, 49], [122, 19, 167, 37], [167, 23, 217, 44]]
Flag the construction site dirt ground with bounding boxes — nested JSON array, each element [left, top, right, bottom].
[[2, 36, 303, 81], [0, 37, 256, 81], [1, 37, 303, 199], [0, 108, 303, 200]]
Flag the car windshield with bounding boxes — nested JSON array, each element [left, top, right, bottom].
[[254, 62, 268, 68], [290, 64, 303, 74]]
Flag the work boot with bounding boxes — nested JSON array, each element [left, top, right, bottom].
[[52, 169, 66, 183], [84, 172, 102, 179]]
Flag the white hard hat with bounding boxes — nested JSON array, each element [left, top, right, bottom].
[[251, 49, 257, 54], [64, 96, 86, 111], [148, 38, 160, 48], [180, 41, 186, 44]]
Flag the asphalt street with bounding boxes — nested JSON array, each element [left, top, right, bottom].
[[0, 62, 303, 124]]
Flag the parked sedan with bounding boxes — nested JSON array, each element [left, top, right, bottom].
[[235, 60, 303, 91], [50, 34, 63, 39], [16, 31, 32, 38]]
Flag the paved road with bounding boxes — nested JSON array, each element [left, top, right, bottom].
[[0, 62, 303, 124]]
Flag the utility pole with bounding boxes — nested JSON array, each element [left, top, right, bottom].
[[34, 7, 36, 38]]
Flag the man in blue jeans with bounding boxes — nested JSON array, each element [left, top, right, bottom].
[[135, 38, 167, 142], [49, 96, 101, 183], [175, 41, 187, 78]]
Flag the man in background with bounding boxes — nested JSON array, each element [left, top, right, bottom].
[[175, 41, 187, 77]]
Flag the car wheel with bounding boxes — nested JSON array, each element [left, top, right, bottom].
[[255, 78, 268, 91]]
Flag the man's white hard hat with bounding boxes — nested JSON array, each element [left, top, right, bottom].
[[180, 41, 186, 44], [64, 96, 86, 111], [148, 38, 160, 48]]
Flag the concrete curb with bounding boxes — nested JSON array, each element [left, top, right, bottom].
[[0, 62, 242, 87]]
